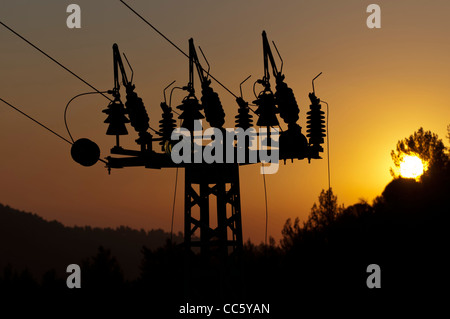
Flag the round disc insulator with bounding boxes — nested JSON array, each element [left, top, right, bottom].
[[71, 138, 101, 167]]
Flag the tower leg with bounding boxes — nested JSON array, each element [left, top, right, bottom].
[[183, 163, 244, 298]]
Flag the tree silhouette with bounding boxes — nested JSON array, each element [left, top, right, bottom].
[[281, 188, 343, 250], [280, 217, 303, 251], [81, 246, 125, 290], [447, 124, 450, 146], [303, 188, 343, 231], [390, 127, 448, 177]]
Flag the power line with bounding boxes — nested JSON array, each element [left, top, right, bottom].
[[118, 0, 239, 99], [0, 97, 73, 145], [262, 165, 269, 248], [0, 20, 164, 137], [170, 167, 179, 244], [119, 0, 187, 59], [64, 91, 108, 143], [322, 100, 331, 192], [321, 100, 332, 218], [0, 20, 112, 102], [170, 119, 183, 243]]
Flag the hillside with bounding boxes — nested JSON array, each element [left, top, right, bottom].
[[0, 203, 182, 280]]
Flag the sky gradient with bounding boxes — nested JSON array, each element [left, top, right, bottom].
[[1, 0, 450, 243]]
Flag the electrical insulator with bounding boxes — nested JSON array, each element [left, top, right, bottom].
[[125, 86, 150, 134], [177, 95, 204, 133], [201, 82, 225, 128], [103, 99, 129, 136], [235, 97, 254, 152], [275, 77, 299, 128], [279, 124, 308, 161], [159, 102, 177, 151], [71, 138, 101, 167], [253, 90, 279, 127], [235, 97, 253, 130], [306, 92, 326, 151]]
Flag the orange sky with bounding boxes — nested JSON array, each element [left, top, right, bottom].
[[1, 0, 450, 243]]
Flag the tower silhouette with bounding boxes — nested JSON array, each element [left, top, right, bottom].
[[71, 31, 326, 297]]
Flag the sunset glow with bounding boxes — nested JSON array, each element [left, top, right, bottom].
[[399, 155, 427, 179], [1, 1, 450, 244]]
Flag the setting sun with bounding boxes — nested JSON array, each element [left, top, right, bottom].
[[399, 155, 427, 179]]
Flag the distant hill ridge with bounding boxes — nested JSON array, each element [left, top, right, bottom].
[[0, 203, 181, 280]]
